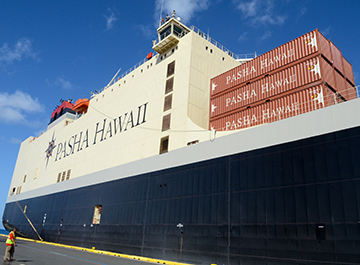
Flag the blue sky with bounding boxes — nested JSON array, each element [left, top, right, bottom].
[[1, 0, 359, 229]]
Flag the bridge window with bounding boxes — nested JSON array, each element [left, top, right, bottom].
[[160, 26, 171, 40]]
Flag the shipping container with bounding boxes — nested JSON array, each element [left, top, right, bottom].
[[346, 79, 358, 99], [210, 55, 354, 119], [210, 29, 335, 96], [330, 41, 343, 74], [211, 29, 354, 100], [343, 56, 355, 85], [210, 85, 345, 131]]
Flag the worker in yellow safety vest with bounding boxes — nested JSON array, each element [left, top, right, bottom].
[[3, 228, 17, 261]]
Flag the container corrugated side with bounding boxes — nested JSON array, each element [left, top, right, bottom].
[[210, 85, 344, 131], [210, 55, 340, 119]]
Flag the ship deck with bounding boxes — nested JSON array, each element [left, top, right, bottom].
[[0, 234, 190, 265]]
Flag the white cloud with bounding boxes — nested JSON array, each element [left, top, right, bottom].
[[321, 26, 331, 36], [235, 0, 287, 26], [237, 0, 258, 17], [237, 31, 249, 42], [9, 137, 23, 144], [0, 38, 38, 65], [260, 30, 272, 41], [0, 91, 44, 124], [138, 24, 153, 38], [55, 77, 74, 90], [155, 0, 210, 22], [104, 8, 117, 31]]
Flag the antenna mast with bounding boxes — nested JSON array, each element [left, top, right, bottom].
[[159, 0, 164, 26]]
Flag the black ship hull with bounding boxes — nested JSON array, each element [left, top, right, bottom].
[[3, 123, 360, 265]]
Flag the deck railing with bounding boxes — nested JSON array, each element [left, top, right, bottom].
[[104, 16, 256, 89]]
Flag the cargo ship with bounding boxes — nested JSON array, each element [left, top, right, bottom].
[[3, 13, 360, 265]]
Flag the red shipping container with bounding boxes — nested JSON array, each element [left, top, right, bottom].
[[210, 85, 345, 131], [210, 55, 349, 119], [346, 79, 358, 99], [330, 42, 343, 74], [342, 56, 355, 85], [210, 29, 335, 96]]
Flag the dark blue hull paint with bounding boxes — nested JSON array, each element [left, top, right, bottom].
[[3, 126, 360, 264]]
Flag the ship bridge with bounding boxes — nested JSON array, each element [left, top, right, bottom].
[[152, 15, 190, 54]]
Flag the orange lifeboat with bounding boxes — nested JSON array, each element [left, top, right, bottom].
[[73, 98, 89, 113]]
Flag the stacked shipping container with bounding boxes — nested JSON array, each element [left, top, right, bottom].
[[210, 29, 356, 131]]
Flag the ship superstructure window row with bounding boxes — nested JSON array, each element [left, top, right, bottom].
[[160, 60, 175, 154], [57, 169, 71, 183]]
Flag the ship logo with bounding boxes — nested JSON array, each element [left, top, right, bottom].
[[305, 32, 318, 50], [308, 58, 321, 77], [211, 103, 217, 113], [45, 132, 56, 167], [311, 87, 324, 106], [212, 82, 218, 93]]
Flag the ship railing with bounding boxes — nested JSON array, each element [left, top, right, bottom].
[[105, 51, 159, 88], [178, 18, 256, 60], [105, 16, 256, 89]]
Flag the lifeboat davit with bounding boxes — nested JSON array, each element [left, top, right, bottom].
[[73, 98, 89, 113]]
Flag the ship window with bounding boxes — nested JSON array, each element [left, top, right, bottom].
[[61, 171, 66, 182], [164, 94, 173, 111], [92, 205, 102, 224], [162, 114, 171, 131], [23, 204, 27, 213], [16, 186, 22, 195], [165, 77, 174, 94], [12, 187, 16, 193], [34, 168, 39, 179], [23, 174, 27, 183], [173, 25, 183, 37], [57, 173, 61, 183], [159, 136, 169, 154], [167, 61, 175, 77], [66, 169, 71, 180], [160, 26, 171, 40]]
